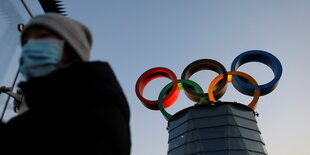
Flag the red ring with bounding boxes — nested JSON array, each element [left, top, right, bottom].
[[135, 67, 180, 110]]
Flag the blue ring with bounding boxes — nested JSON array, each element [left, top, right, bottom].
[[231, 50, 282, 96]]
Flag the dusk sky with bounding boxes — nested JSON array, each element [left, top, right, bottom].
[[18, 0, 310, 154]]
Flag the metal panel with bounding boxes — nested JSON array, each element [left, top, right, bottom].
[[168, 102, 267, 155]]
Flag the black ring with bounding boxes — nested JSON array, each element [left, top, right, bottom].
[[181, 59, 228, 102]]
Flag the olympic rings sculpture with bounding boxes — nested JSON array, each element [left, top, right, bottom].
[[135, 50, 282, 120]]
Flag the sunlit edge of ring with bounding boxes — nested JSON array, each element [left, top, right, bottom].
[[158, 79, 205, 121], [208, 71, 260, 110], [135, 67, 180, 110]]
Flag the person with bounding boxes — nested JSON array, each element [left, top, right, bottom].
[[2, 13, 131, 155]]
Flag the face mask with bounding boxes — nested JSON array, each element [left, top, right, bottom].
[[20, 39, 64, 80]]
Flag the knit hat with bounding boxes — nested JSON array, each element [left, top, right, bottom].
[[21, 13, 92, 62]]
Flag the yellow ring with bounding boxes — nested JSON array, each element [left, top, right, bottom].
[[208, 71, 260, 110]]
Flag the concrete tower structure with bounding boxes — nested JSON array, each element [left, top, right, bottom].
[[167, 102, 267, 155]]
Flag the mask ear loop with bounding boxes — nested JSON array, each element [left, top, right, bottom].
[[60, 41, 81, 67]]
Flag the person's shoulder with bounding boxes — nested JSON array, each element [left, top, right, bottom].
[[84, 61, 111, 69], [71, 61, 117, 80], [78, 61, 114, 74], [85, 61, 110, 66]]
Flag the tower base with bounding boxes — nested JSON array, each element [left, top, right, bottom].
[[167, 102, 267, 155]]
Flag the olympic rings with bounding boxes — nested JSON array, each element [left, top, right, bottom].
[[181, 59, 228, 102], [158, 79, 205, 120], [231, 50, 283, 96], [135, 67, 180, 110], [208, 71, 260, 110], [135, 50, 282, 120]]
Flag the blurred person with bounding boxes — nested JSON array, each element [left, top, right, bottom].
[[2, 13, 131, 155]]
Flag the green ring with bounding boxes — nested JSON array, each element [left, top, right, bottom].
[[158, 79, 205, 120]]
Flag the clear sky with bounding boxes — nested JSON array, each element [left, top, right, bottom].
[[26, 0, 310, 154]]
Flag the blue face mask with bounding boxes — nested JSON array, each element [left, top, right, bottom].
[[20, 39, 64, 80]]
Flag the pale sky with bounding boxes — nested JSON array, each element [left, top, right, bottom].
[[5, 0, 310, 154]]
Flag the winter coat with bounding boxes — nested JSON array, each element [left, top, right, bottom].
[[2, 62, 131, 155]]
